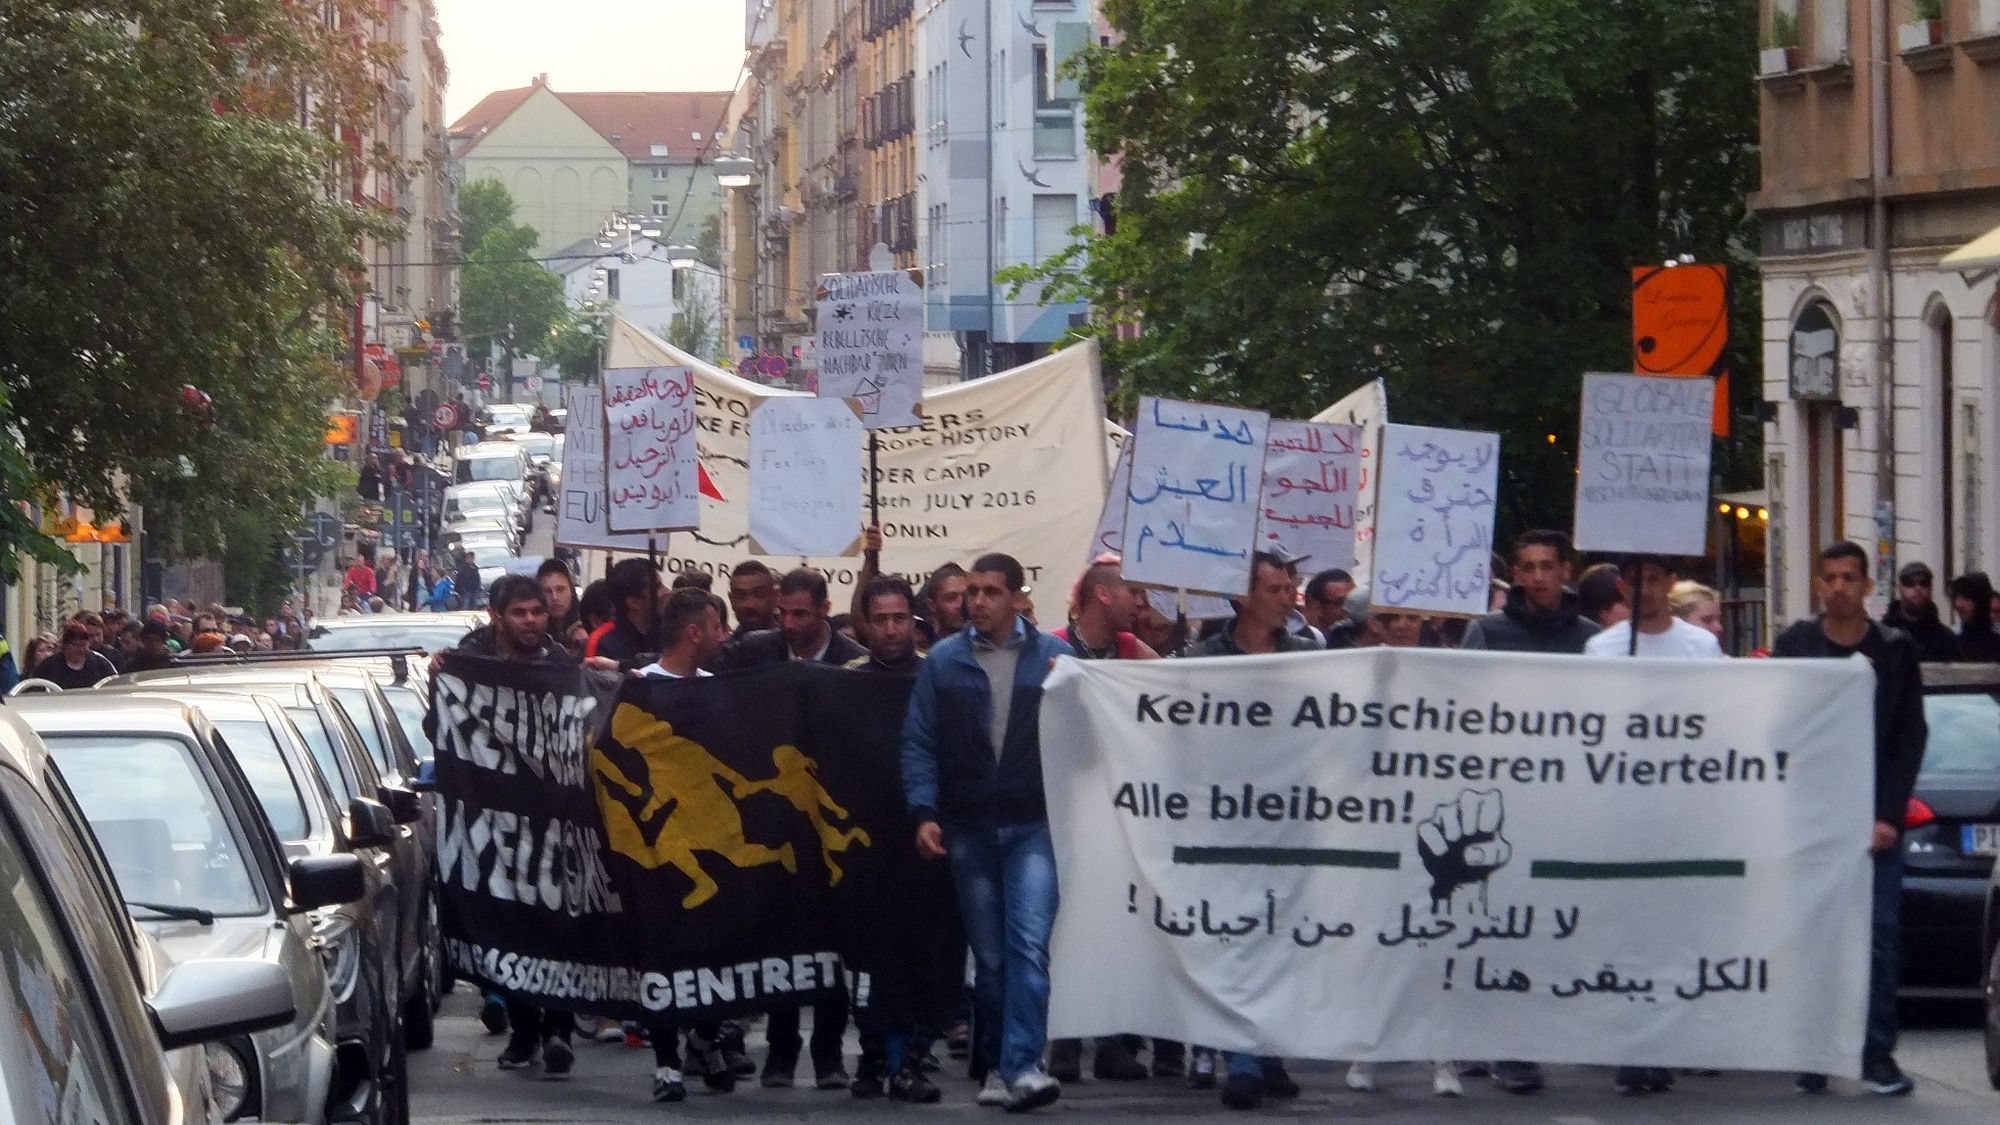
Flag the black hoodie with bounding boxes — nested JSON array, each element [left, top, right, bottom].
[[1881, 600, 1960, 663], [1460, 586, 1600, 654]]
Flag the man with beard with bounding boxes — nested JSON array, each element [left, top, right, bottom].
[[1881, 562, 1957, 662], [727, 560, 780, 638]]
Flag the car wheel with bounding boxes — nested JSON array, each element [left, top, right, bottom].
[[1987, 937, 2000, 1091]]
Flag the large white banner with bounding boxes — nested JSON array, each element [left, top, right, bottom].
[[1042, 649, 1874, 1076], [1574, 373, 1715, 556], [602, 319, 1108, 604]]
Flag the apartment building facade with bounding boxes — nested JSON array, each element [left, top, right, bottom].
[[1754, 0, 2000, 622]]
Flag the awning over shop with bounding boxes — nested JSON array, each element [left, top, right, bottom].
[[1940, 222, 2000, 278]]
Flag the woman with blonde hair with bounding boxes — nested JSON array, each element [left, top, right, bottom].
[[1668, 580, 1725, 645]]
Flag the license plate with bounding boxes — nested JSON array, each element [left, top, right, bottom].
[[1962, 824, 2000, 857]]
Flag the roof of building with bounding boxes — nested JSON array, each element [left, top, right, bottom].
[[451, 80, 732, 164]]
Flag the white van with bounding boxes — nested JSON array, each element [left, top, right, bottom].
[[453, 441, 528, 486]]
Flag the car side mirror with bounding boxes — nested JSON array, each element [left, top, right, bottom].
[[148, 959, 295, 1051], [408, 759, 436, 794], [378, 784, 423, 825], [346, 797, 397, 849], [288, 854, 365, 912]]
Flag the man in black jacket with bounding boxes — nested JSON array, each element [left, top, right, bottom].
[[722, 566, 863, 1087], [591, 557, 666, 671], [1882, 561, 1958, 663], [1773, 540, 1926, 1097], [1461, 530, 1599, 657]]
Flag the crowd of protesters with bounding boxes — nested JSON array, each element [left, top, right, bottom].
[[0, 599, 316, 692], [426, 523, 1936, 1112]]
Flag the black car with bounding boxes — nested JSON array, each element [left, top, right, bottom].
[[1903, 664, 2000, 997]]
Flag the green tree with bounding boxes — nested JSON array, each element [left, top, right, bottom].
[[542, 303, 609, 380], [1015, 0, 1761, 534], [665, 281, 720, 363], [459, 182, 566, 394], [0, 1, 401, 576], [694, 213, 723, 268]]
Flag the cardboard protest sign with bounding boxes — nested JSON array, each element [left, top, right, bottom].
[[1122, 397, 1271, 597], [604, 366, 698, 533], [1258, 420, 1361, 568], [749, 397, 865, 558], [1310, 379, 1387, 581], [558, 383, 655, 551], [1041, 649, 1873, 1076], [1573, 373, 1714, 557], [816, 271, 925, 430], [1370, 423, 1499, 618]]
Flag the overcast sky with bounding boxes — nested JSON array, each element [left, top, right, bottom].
[[435, 0, 746, 120]]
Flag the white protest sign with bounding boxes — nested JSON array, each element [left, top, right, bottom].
[[1574, 373, 1715, 556], [1041, 648, 1874, 1075], [749, 398, 865, 557], [1122, 397, 1271, 597], [556, 383, 655, 551], [1310, 378, 1386, 580], [603, 318, 1109, 605], [604, 366, 698, 533], [1090, 440, 1135, 560], [1370, 423, 1498, 617], [816, 270, 925, 430], [1258, 421, 1360, 567]]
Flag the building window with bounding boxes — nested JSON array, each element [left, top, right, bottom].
[[651, 198, 672, 218], [651, 166, 671, 181], [995, 50, 1006, 128], [1788, 299, 1839, 401], [1812, 0, 1847, 65], [1927, 305, 1958, 573], [1033, 194, 1074, 263], [650, 143, 669, 157]]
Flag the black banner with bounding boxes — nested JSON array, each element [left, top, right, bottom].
[[432, 656, 959, 1025]]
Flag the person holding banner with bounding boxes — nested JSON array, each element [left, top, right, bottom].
[[593, 558, 667, 671], [901, 553, 1071, 1113], [1773, 541, 1927, 1097]]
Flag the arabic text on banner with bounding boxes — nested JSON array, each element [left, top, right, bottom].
[[430, 656, 962, 1025], [1039, 648, 1874, 1076], [1573, 373, 1715, 556], [815, 271, 925, 430], [1257, 420, 1361, 568], [604, 366, 699, 533], [749, 398, 865, 557], [1309, 379, 1387, 582], [602, 318, 1108, 606], [1370, 423, 1499, 617], [557, 382, 654, 551], [1123, 397, 1272, 597]]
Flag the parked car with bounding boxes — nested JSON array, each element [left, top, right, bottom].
[[1903, 664, 2000, 998], [103, 665, 440, 1058], [0, 704, 300, 1125], [452, 441, 528, 487], [442, 487, 522, 535], [1986, 854, 2000, 1087], [476, 403, 533, 432], [8, 693, 370, 1124], [305, 611, 483, 655]]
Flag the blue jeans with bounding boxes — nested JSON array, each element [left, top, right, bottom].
[[1866, 846, 1902, 1065], [947, 821, 1058, 1083]]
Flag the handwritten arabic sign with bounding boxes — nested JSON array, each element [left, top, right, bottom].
[[1091, 440, 1135, 561], [1122, 397, 1271, 597], [1370, 423, 1498, 617], [1573, 373, 1714, 556], [816, 271, 925, 430], [1309, 378, 1386, 582], [557, 383, 655, 551], [604, 366, 698, 533], [1041, 648, 1873, 1074], [749, 398, 865, 558], [1258, 420, 1360, 568]]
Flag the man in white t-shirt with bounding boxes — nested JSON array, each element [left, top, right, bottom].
[[1583, 557, 1723, 660]]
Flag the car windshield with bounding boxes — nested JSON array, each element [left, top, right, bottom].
[[309, 622, 473, 653], [1919, 692, 2000, 776], [330, 688, 394, 775], [212, 721, 311, 842], [285, 707, 356, 802], [462, 456, 521, 482], [485, 406, 531, 426], [381, 685, 431, 757], [453, 492, 507, 513], [514, 434, 554, 460], [47, 735, 264, 918], [465, 544, 514, 568]]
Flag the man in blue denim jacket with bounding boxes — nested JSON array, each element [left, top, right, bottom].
[[901, 552, 1072, 1113]]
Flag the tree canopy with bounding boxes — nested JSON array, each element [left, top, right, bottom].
[[458, 178, 566, 375], [1020, 0, 1761, 533]]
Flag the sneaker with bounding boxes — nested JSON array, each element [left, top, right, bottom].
[[1433, 1061, 1464, 1098], [814, 1064, 851, 1091], [497, 1033, 537, 1070], [1493, 1060, 1544, 1094], [1151, 1041, 1186, 1079], [1862, 1058, 1914, 1096], [888, 1064, 943, 1104], [1263, 1062, 1300, 1099], [976, 1073, 1009, 1106], [1047, 1039, 1082, 1083], [1345, 1062, 1376, 1092], [685, 1033, 736, 1092], [540, 1037, 574, 1080], [652, 1068, 687, 1103], [480, 995, 510, 1036], [593, 1021, 627, 1044], [761, 1051, 797, 1088], [621, 1022, 650, 1049], [1093, 1038, 1149, 1081], [851, 1053, 885, 1099], [1219, 1072, 1264, 1110], [1004, 1070, 1061, 1113], [1187, 1049, 1217, 1090], [1794, 1072, 1829, 1095]]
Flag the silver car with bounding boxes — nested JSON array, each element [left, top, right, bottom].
[[9, 695, 365, 1123]]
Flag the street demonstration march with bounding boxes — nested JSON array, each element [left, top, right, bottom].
[[406, 303, 1913, 1113]]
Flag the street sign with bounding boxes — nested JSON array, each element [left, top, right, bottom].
[[431, 402, 462, 430]]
